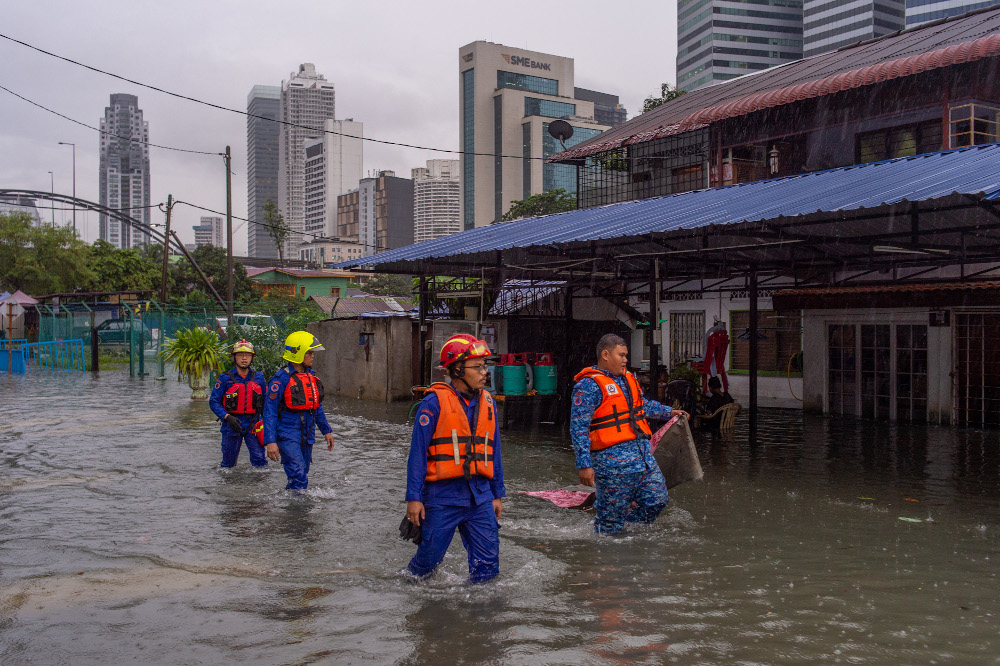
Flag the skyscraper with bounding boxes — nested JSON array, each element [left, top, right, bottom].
[[336, 171, 413, 256], [192, 216, 223, 247], [247, 84, 280, 259], [303, 119, 364, 239], [574, 88, 629, 127], [412, 159, 461, 244], [278, 64, 336, 257], [905, 0, 994, 26], [803, 0, 905, 56], [99, 93, 150, 248], [458, 42, 610, 229], [677, 0, 803, 92]]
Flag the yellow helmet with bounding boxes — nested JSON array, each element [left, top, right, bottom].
[[283, 330, 325, 364], [231, 339, 255, 356]]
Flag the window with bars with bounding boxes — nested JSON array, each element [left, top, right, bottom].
[[856, 120, 942, 164], [729, 310, 802, 372], [669, 312, 705, 367]]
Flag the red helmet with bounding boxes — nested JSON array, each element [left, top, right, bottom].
[[439, 334, 490, 368]]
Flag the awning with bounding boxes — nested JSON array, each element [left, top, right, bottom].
[[773, 280, 1000, 309], [335, 144, 1000, 283]]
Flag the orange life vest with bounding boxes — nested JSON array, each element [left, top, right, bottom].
[[425, 383, 496, 482], [573, 367, 652, 451], [282, 370, 324, 411], [223, 370, 264, 415]]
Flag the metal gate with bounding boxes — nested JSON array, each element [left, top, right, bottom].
[[955, 313, 1000, 427]]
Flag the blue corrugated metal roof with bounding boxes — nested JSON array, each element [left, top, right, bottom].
[[335, 145, 1000, 269]]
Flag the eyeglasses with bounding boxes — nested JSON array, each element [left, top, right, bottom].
[[465, 363, 489, 373]]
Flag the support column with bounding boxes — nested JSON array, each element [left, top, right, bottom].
[[648, 260, 660, 394], [418, 276, 428, 386], [748, 267, 759, 446]]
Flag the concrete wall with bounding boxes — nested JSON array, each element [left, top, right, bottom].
[[308, 318, 414, 402]]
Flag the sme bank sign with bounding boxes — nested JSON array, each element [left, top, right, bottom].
[[501, 53, 552, 71]]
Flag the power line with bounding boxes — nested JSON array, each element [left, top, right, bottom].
[[0, 83, 219, 155], [172, 200, 332, 242], [0, 31, 561, 162]]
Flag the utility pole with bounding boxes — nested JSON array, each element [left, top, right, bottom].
[[224, 146, 234, 319], [58, 142, 76, 233], [160, 194, 173, 303], [48, 171, 55, 225]]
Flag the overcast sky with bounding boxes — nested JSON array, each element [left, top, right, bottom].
[[1, 0, 678, 253]]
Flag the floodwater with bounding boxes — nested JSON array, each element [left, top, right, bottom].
[[2, 371, 999, 665]]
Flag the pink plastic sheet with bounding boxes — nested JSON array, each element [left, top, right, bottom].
[[518, 489, 594, 508]]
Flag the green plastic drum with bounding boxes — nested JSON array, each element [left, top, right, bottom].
[[499, 365, 527, 395], [533, 365, 557, 394]]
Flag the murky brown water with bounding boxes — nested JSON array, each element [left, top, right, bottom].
[[2, 371, 999, 664]]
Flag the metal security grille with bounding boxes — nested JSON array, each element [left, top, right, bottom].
[[955, 313, 1000, 427], [669, 312, 705, 367]]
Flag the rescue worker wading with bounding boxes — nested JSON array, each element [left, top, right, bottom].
[[209, 339, 268, 468], [405, 334, 505, 584], [262, 331, 335, 490], [570, 333, 687, 534]]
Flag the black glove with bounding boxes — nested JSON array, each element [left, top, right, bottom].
[[224, 414, 243, 432], [398, 516, 422, 545]]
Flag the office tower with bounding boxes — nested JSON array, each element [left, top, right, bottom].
[[412, 159, 461, 243], [247, 84, 280, 259], [278, 64, 336, 256], [905, 0, 993, 26], [574, 88, 628, 127], [458, 42, 611, 229], [192, 216, 223, 247], [99, 93, 150, 248], [337, 171, 413, 256], [804, 0, 905, 56], [677, 0, 803, 92], [0, 194, 42, 226], [303, 119, 364, 239]]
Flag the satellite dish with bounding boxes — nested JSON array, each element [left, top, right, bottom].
[[547, 119, 574, 142]]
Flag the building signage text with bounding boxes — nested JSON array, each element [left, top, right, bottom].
[[502, 53, 552, 71]]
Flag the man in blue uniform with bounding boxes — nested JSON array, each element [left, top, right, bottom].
[[209, 339, 268, 468], [570, 334, 685, 534], [262, 331, 335, 490], [404, 334, 505, 584]]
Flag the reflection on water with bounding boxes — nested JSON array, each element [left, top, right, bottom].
[[1, 372, 999, 664]]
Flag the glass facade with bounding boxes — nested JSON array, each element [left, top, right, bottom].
[[462, 69, 475, 230], [494, 95, 503, 223], [522, 123, 532, 199], [525, 97, 576, 118], [497, 71, 559, 96], [542, 123, 605, 195]]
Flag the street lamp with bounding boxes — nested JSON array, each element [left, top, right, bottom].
[[47, 171, 54, 225], [58, 141, 76, 233]]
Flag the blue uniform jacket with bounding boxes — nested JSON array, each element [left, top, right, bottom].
[[406, 388, 506, 507], [209, 366, 267, 434], [262, 366, 333, 445], [570, 367, 672, 475]]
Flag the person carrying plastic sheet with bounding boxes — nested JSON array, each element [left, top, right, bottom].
[[209, 339, 268, 468], [570, 334, 686, 534], [403, 334, 505, 584], [262, 331, 335, 490]]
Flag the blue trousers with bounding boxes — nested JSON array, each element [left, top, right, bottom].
[[594, 466, 670, 534], [408, 501, 500, 584], [221, 426, 267, 468], [276, 436, 313, 490]]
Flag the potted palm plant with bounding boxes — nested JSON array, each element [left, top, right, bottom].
[[159, 327, 229, 399]]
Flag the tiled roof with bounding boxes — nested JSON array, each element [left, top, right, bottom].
[[551, 6, 1000, 161], [774, 280, 1000, 296]]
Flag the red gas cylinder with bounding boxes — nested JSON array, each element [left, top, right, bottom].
[[534, 352, 554, 365]]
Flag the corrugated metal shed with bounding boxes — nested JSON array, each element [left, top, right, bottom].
[[334, 144, 1000, 279], [551, 6, 1000, 162]]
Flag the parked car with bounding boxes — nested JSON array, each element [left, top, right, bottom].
[[89, 319, 153, 345], [228, 313, 278, 331]]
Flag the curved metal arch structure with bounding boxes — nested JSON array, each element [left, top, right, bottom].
[[0, 189, 227, 309]]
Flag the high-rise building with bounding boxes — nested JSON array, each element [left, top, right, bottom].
[[278, 64, 336, 257], [677, 0, 804, 92], [337, 171, 414, 256], [803, 0, 905, 56], [412, 159, 461, 244], [574, 88, 628, 127], [303, 119, 364, 239], [458, 42, 611, 229], [192, 216, 223, 247], [0, 194, 42, 226], [247, 85, 280, 259], [905, 0, 995, 26], [99, 93, 150, 248]]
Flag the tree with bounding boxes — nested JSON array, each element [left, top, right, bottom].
[[88, 239, 162, 292], [263, 199, 289, 267], [0, 212, 93, 295], [169, 244, 258, 304], [361, 273, 414, 297], [643, 82, 686, 113], [501, 189, 577, 222]]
